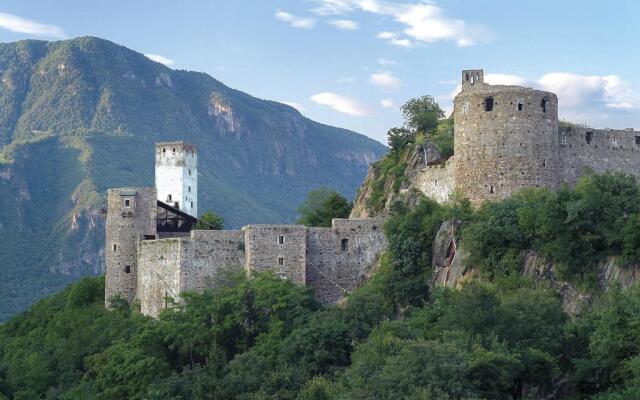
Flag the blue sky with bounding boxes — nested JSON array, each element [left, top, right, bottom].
[[0, 0, 638, 143]]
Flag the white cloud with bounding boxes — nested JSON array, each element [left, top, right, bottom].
[[377, 58, 396, 65], [328, 19, 359, 30], [312, 0, 492, 47], [275, 10, 316, 29], [380, 99, 394, 108], [145, 54, 175, 67], [282, 101, 305, 111], [0, 12, 64, 37], [310, 92, 368, 116], [484, 73, 528, 86], [369, 71, 401, 89]]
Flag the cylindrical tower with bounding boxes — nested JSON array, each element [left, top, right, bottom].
[[453, 69, 558, 205], [104, 187, 157, 307]]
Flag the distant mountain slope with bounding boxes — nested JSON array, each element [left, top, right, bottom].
[[0, 36, 386, 320]]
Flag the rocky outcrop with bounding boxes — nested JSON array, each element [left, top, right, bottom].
[[350, 140, 446, 219], [430, 220, 640, 314]]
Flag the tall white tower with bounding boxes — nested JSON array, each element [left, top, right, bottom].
[[155, 141, 198, 218]]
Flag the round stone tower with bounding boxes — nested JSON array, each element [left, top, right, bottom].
[[104, 187, 157, 307], [453, 69, 559, 205]]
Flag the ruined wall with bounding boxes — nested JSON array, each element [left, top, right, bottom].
[[244, 225, 307, 284], [104, 187, 156, 307], [137, 238, 182, 318], [454, 76, 559, 205], [411, 158, 454, 203], [559, 127, 640, 185], [180, 230, 245, 292], [306, 217, 386, 304], [137, 229, 245, 318]]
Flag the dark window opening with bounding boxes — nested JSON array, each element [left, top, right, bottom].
[[541, 99, 547, 113], [189, 169, 192, 176], [484, 97, 494, 112], [586, 131, 593, 145], [172, 148, 176, 152], [143, 235, 156, 240], [162, 148, 166, 153], [278, 257, 284, 266], [124, 199, 130, 207], [489, 186, 494, 194], [517, 103, 523, 111], [113, 244, 117, 251], [341, 238, 349, 251], [174, 201, 180, 209], [636, 136, 640, 145], [190, 201, 193, 208], [543, 159, 546, 167], [188, 186, 191, 193], [124, 265, 131, 274], [278, 235, 284, 244], [465, 73, 469, 81], [167, 194, 172, 202]]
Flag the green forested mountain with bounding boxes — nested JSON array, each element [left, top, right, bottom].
[[0, 36, 385, 320], [2, 172, 640, 399]]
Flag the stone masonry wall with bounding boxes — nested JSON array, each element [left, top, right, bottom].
[[559, 127, 640, 185], [104, 187, 156, 307], [137, 238, 182, 318], [244, 225, 307, 284], [137, 229, 245, 318], [306, 217, 387, 304], [454, 82, 559, 205]]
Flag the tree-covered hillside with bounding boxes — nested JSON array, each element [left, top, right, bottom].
[[2, 172, 640, 399], [0, 36, 385, 320]]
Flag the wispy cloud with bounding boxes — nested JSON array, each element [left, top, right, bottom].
[[312, 0, 492, 47], [380, 99, 394, 108], [145, 54, 175, 67], [0, 12, 64, 38], [377, 58, 396, 66], [310, 92, 367, 116], [369, 71, 401, 89], [275, 10, 315, 29], [328, 19, 359, 30]]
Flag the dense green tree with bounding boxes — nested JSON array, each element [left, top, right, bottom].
[[296, 187, 352, 227], [400, 95, 445, 133], [195, 211, 225, 230]]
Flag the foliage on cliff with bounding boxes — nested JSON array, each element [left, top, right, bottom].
[[0, 36, 385, 320], [2, 173, 640, 399]]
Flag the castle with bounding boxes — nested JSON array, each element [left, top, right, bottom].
[[105, 142, 386, 317], [105, 70, 640, 317], [415, 69, 640, 205]]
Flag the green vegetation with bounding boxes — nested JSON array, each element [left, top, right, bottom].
[[0, 36, 384, 320], [2, 172, 640, 399], [296, 187, 352, 227], [387, 95, 453, 158], [195, 211, 225, 230]]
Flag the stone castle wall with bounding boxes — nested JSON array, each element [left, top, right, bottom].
[[137, 229, 245, 317], [104, 187, 156, 307], [244, 225, 307, 284], [411, 159, 454, 203], [307, 217, 386, 303], [559, 127, 640, 185]]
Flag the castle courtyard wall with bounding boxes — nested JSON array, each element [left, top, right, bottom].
[[137, 238, 182, 318], [306, 217, 386, 304]]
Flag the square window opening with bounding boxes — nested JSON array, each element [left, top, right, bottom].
[[278, 235, 285, 244], [517, 103, 523, 111], [341, 238, 349, 251], [124, 265, 131, 274], [278, 257, 284, 266], [124, 199, 130, 207]]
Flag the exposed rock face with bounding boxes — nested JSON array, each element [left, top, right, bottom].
[[350, 141, 446, 219], [430, 220, 640, 314]]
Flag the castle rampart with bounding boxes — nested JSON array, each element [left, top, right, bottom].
[[454, 72, 559, 205]]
